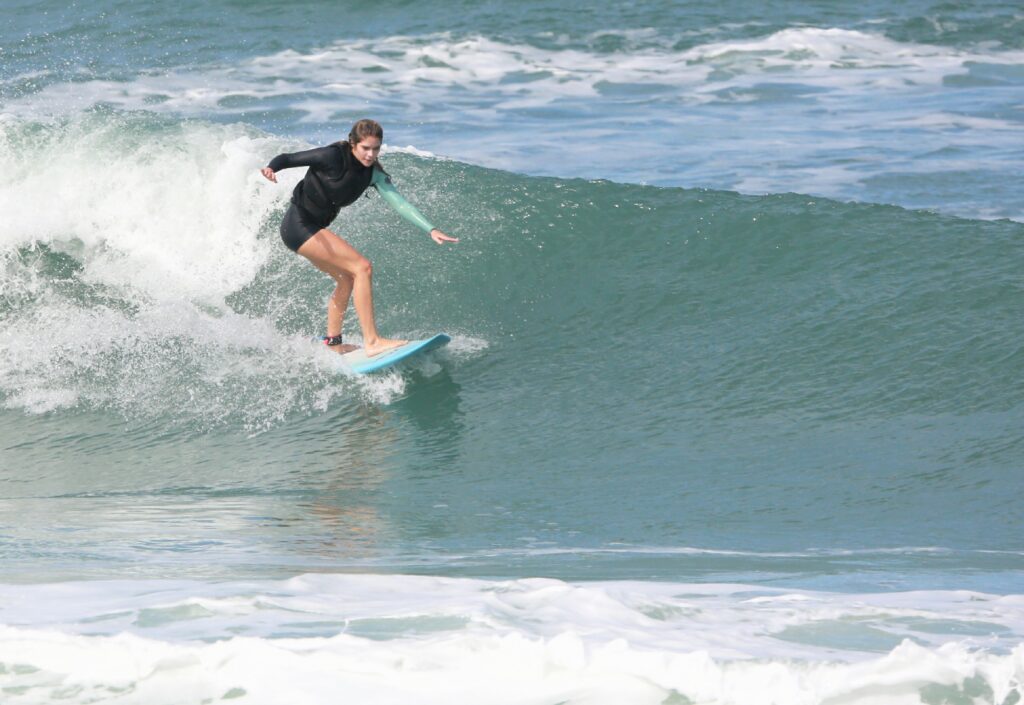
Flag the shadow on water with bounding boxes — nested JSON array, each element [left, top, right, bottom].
[[289, 366, 465, 565], [390, 368, 465, 461], [0, 363, 468, 579]]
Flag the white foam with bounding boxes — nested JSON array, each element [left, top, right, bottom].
[[0, 116, 487, 420], [385, 144, 444, 160], [1, 386, 78, 414], [3, 28, 1022, 221], [0, 118, 285, 301], [5, 29, 1023, 121], [895, 112, 1024, 132], [1, 575, 1021, 705]]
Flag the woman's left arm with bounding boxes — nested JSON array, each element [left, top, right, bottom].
[[372, 168, 459, 244]]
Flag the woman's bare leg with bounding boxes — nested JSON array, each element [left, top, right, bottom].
[[297, 228, 407, 356], [328, 273, 354, 337], [319, 273, 358, 353]]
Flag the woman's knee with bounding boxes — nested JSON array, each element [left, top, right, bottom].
[[352, 257, 373, 279]]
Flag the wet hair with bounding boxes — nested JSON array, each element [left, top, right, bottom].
[[344, 119, 388, 175], [348, 119, 383, 145]]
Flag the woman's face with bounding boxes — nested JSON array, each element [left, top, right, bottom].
[[352, 136, 381, 167]]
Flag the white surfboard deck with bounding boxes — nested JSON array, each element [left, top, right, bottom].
[[339, 334, 451, 374]]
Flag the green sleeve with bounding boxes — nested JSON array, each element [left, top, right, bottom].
[[371, 167, 436, 234]]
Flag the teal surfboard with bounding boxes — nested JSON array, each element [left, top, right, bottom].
[[341, 334, 451, 374]]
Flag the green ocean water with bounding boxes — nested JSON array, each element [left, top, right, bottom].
[[2, 3, 1023, 701], [2, 119, 1021, 585]]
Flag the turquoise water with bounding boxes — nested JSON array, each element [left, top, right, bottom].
[[1, 2, 1023, 703]]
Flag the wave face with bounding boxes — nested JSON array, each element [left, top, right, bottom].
[[1, 113, 1021, 580]]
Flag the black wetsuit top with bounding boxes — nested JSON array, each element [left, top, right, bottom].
[[267, 142, 373, 227]]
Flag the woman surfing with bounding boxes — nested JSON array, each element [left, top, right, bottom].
[[261, 119, 457, 356]]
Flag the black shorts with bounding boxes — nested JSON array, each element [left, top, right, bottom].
[[279, 203, 327, 253]]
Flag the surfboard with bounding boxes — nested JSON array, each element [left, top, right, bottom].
[[340, 334, 451, 374]]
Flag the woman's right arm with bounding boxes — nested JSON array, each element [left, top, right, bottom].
[[261, 146, 335, 182]]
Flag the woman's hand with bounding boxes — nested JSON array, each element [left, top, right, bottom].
[[430, 228, 459, 245], [260, 167, 277, 183]]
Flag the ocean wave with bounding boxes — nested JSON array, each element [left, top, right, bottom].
[[6, 28, 1024, 118], [1, 575, 1021, 705], [0, 113, 481, 423], [1, 111, 1022, 432], [2, 26, 1022, 221]]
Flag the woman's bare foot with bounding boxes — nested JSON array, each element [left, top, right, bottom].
[[327, 343, 359, 354], [364, 338, 408, 357]]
